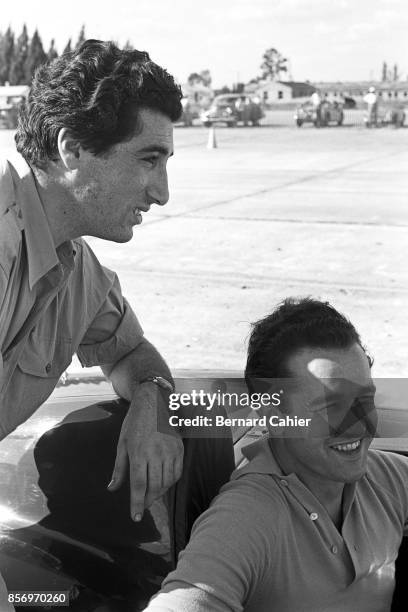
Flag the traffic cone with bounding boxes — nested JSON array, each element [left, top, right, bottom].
[[207, 126, 217, 149]]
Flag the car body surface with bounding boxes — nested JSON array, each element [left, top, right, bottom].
[[1, 372, 408, 610], [294, 100, 344, 127], [200, 94, 264, 127], [342, 96, 356, 109], [364, 103, 406, 128]]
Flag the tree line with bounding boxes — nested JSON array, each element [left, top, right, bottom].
[[0, 25, 86, 86], [381, 62, 400, 82], [187, 48, 289, 95]]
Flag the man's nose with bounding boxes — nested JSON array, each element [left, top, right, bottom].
[[148, 169, 169, 207]]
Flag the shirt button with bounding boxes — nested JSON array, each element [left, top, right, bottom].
[[45, 363, 52, 373], [309, 512, 318, 521], [331, 545, 338, 554], [280, 479, 288, 487]]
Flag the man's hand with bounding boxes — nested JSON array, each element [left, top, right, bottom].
[[107, 382, 184, 520]]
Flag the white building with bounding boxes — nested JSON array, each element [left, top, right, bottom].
[[181, 82, 213, 112], [245, 79, 315, 104], [0, 85, 29, 110], [313, 81, 408, 103]]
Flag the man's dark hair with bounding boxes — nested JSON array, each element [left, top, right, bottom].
[[15, 39, 183, 167], [245, 297, 372, 390]]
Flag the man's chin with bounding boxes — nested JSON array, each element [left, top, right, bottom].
[[108, 228, 134, 243]]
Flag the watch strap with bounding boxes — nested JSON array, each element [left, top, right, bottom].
[[139, 375, 174, 393]]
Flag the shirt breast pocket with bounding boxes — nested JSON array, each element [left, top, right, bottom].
[[18, 331, 73, 380]]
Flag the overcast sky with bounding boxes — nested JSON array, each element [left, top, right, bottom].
[[4, 0, 408, 87]]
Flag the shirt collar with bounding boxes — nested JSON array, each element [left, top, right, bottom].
[[233, 435, 358, 515], [231, 436, 284, 481], [8, 153, 73, 289]]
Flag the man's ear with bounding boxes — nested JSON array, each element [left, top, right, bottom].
[[57, 128, 81, 170]]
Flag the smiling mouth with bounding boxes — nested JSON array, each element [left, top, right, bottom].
[[331, 439, 362, 453], [133, 206, 150, 221]]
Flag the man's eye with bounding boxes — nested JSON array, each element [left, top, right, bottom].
[[143, 156, 158, 164]]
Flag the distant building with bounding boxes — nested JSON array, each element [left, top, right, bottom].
[[313, 81, 408, 103], [0, 85, 29, 110], [181, 81, 213, 112], [245, 79, 315, 103]]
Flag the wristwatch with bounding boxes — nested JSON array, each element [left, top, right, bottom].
[[139, 375, 175, 393]]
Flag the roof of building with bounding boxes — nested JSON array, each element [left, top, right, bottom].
[[0, 85, 29, 97], [313, 81, 408, 92], [278, 81, 314, 88]]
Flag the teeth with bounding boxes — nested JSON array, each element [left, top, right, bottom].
[[332, 440, 361, 452]]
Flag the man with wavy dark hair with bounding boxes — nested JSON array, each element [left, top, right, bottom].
[[146, 298, 408, 611], [0, 40, 184, 530]]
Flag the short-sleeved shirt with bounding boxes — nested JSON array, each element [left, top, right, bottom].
[[0, 154, 144, 439], [147, 438, 408, 612]]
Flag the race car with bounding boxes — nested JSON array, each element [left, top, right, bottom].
[[364, 103, 406, 128], [294, 100, 344, 127], [200, 94, 263, 128]]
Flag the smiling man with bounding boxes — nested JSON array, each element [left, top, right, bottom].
[[145, 298, 408, 612], [0, 40, 184, 526]]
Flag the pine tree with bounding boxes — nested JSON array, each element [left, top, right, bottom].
[[260, 48, 288, 81], [47, 38, 58, 62], [23, 29, 47, 83], [0, 26, 16, 85], [63, 39, 72, 55], [75, 25, 86, 50], [381, 61, 387, 82], [9, 24, 29, 85], [0, 32, 5, 84], [393, 64, 399, 82]]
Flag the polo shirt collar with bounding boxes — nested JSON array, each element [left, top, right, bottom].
[[9, 154, 70, 289], [233, 435, 358, 517], [232, 436, 284, 481]]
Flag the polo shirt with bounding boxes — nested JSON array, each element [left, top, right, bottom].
[[0, 154, 144, 439], [147, 438, 408, 612]]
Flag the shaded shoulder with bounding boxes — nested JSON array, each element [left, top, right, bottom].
[[367, 449, 408, 499], [186, 473, 284, 561], [209, 472, 289, 527], [368, 449, 408, 475]]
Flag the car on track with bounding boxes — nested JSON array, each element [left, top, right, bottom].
[[342, 96, 357, 109], [364, 103, 406, 128], [294, 100, 344, 127], [1, 372, 408, 610], [200, 94, 263, 128]]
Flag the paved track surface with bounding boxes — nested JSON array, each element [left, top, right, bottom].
[[1, 116, 407, 376]]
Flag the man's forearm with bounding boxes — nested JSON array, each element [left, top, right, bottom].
[[102, 337, 173, 401], [103, 337, 182, 517]]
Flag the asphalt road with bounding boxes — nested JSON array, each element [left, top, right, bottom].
[[1, 116, 407, 376]]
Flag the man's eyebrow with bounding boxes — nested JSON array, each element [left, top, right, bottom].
[[137, 145, 173, 157]]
